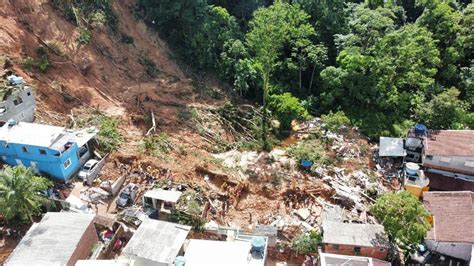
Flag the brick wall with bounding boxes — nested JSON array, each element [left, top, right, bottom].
[[67, 221, 99, 266], [323, 243, 388, 260]]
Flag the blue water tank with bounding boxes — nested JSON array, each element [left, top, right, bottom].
[[251, 236, 266, 252], [414, 124, 427, 136]]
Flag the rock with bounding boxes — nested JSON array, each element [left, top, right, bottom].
[[296, 208, 311, 221], [301, 221, 314, 231], [270, 149, 286, 161]]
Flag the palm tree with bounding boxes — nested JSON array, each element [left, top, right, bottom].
[[0, 166, 52, 223]]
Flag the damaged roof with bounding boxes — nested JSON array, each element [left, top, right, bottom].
[[425, 130, 474, 156], [322, 221, 390, 248], [379, 137, 405, 157], [5, 212, 95, 266], [423, 191, 474, 243], [122, 219, 191, 264]]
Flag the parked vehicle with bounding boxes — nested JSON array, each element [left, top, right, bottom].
[[116, 183, 139, 209], [78, 159, 99, 182]]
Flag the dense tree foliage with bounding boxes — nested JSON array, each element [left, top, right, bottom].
[[371, 191, 431, 253], [138, 0, 473, 140], [0, 166, 52, 223]]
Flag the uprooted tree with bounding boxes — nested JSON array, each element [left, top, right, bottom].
[[370, 191, 431, 255]]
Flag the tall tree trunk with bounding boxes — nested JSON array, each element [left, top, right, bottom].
[[299, 65, 302, 93], [262, 70, 270, 150], [308, 64, 317, 94]]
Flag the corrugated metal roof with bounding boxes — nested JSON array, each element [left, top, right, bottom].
[[322, 221, 389, 248], [379, 137, 405, 157], [5, 212, 95, 266], [423, 191, 474, 243], [122, 219, 191, 263]]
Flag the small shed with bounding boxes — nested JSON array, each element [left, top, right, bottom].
[[379, 137, 405, 157], [122, 219, 191, 265], [5, 212, 98, 266], [142, 189, 182, 214]]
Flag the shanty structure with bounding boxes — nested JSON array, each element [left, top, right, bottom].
[[319, 252, 391, 266], [142, 189, 182, 215], [184, 235, 268, 266], [121, 219, 191, 266], [322, 221, 390, 260], [5, 212, 98, 266], [0, 120, 98, 181], [423, 191, 474, 262], [378, 137, 405, 157]]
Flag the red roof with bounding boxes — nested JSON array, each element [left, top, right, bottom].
[[423, 191, 474, 243], [425, 130, 474, 156]]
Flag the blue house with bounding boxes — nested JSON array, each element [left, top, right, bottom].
[[0, 120, 98, 181]]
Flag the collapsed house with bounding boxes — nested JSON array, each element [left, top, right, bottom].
[[422, 191, 474, 263], [0, 120, 98, 181], [5, 212, 98, 266], [321, 221, 390, 261], [0, 75, 36, 123]]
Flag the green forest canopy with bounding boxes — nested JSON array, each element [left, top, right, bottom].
[[138, 0, 473, 139]]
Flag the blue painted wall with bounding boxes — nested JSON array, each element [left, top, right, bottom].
[[0, 140, 82, 181]]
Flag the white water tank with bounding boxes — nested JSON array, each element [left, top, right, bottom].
[[406, 162, 420, 176]]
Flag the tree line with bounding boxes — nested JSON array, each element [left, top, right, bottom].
[[137, 0, 473, 139]]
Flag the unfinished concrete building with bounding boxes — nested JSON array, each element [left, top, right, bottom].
[[0, 75, 35, 122]]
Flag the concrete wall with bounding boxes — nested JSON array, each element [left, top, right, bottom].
[[323, 243, 388, 260], [426, 240, 472, 261], [67, 220, 99, 266]]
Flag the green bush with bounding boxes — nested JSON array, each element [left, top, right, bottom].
[[77, 28, 92, 45], [138, 54, 158, 78], [20, 57, 36, 70], [320, 110, 350, 132], [292, 230, 323, 254], [287, 138, 328, 165], [98, 115, 122, 153], [268, 92, 308, 130], [20, 46, 51, 73]]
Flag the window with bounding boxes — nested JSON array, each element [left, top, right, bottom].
[[440, 157, 451, 163], [63, 158, 72, 169], [332, 244, 340, 250], [3, 143, 8, 148], [13, 97, 23, 106], [22, 146, 28, 153], [39, 149, 46, 155], [379, 247, 385, 252], [353, 246, 361, 253], [465, 161, 474, 168]]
